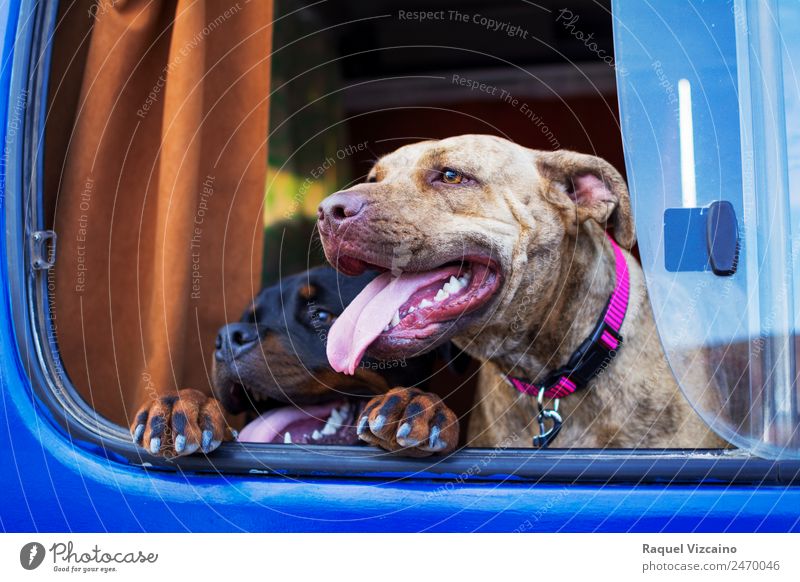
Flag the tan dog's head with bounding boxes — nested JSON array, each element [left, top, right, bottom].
[[317, 135, 634, 366]]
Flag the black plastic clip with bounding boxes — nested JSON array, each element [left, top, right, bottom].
[[706, 200, 739, 276]]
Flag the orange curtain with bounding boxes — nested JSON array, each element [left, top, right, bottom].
[[46, 0, 272, 425]]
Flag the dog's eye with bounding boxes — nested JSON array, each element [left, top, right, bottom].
[[312, 309, 336, 325], [441, 168, 464, 184], [366, 175, 377, 183]]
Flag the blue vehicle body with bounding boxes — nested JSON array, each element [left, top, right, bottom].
[[1, 0, 799, 532]]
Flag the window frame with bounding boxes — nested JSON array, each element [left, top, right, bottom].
[[7, 0, 800, 487]]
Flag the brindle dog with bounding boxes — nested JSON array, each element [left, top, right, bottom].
[[317, 134, 724, 455]]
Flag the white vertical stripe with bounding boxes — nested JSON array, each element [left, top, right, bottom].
[[678, 78, 697, 207]]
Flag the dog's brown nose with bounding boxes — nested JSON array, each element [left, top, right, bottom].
[[318, 191, 366, 229]]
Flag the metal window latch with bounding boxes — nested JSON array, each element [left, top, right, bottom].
[[30, 230, 57, 270]]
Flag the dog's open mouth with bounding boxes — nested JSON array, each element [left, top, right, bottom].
[[237, 399, 364, 445], [327, 256, 501, 374]]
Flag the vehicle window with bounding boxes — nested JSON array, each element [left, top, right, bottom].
[[35, 0, 634, 459], [24, 0, 800, 480]]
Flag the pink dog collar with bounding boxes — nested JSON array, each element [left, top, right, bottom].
[[506, 233, 630, 401]]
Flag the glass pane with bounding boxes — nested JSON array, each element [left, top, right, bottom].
[[613, 0, 800, 458]]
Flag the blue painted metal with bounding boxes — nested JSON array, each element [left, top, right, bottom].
[[1, 1, 799, 533]]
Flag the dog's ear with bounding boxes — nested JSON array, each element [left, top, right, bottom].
[[535, 150, 635, 249]]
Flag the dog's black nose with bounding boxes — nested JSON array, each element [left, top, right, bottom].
[[215, 322, 260, 362], [318, 191, 366, 229]]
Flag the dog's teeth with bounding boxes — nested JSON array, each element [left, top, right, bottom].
[[443, 275, 464, 295], [434, 289, 449, 302], [391, 310, 401, 327], [408, 306, 415, 313], [312, 429, 322, 440], [321, 411, 341, 435], [458, 275, 470, 287], [383, 324, 390, 331], [283, 432, 292, 444], [442, 277, 467, 295], [419, 299, 433, 309]]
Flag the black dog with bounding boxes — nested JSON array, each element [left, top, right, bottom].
[[131, 266, 468, 456], [214, 266, 453, 446]]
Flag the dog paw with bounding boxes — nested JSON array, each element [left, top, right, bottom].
[[131, 389, 231, 458], [357, 387, 458, 457]]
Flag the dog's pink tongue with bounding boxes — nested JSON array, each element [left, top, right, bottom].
[[327, 269, 449, 374], [326, 272, 392, 374]]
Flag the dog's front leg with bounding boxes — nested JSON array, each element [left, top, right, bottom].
[[130, 389, 233, 457], [357, 387, 458, 457]]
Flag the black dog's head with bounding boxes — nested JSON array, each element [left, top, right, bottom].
[[211, 266, 439, 418]]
